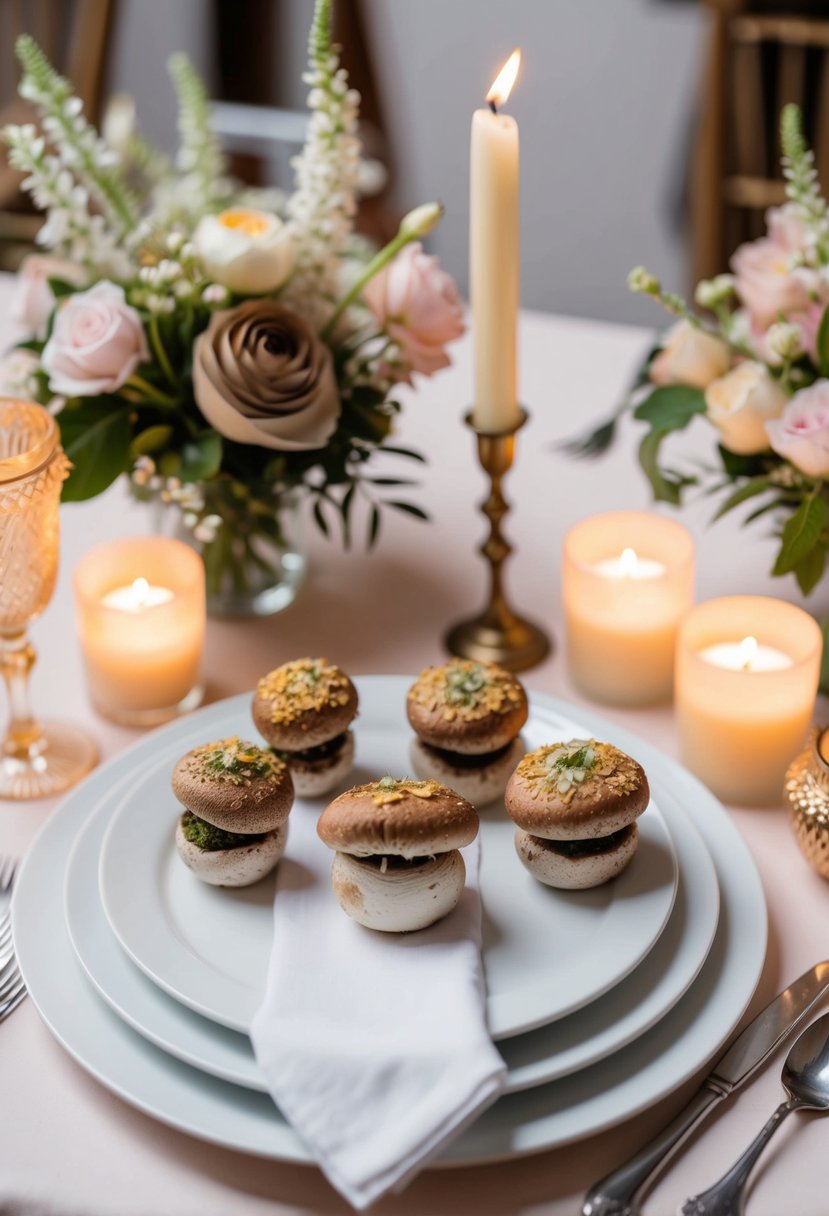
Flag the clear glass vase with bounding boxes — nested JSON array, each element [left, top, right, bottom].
[[157, 479, 307, 618]]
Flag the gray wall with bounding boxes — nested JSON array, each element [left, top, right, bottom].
[[106, 0, 705, 325]]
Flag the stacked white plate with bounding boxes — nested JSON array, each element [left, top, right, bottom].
[[12, 677, 767, 1167]]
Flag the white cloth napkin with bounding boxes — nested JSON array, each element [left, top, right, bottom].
[[250, 804, 507, 1210]]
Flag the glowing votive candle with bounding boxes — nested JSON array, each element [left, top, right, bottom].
[[675, 596, 821, 806], [563, 512, 695, 705], [73, 537, 205, 726]]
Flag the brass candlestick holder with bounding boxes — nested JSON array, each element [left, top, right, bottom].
[[445, 408, 551, 672]]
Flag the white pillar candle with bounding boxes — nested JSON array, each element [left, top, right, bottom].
[[675, 597, 821, 806], [470, 49, 521, 434], [73, 537, 205, 726], [563, 512, 695, 706]]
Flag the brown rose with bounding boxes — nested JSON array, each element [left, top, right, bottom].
[[192, 300, 340, 451]]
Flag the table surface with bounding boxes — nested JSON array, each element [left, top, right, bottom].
[[2, 275, 828, 1216]]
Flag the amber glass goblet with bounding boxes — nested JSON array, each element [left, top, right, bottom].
[[0, 400, 97, 798]]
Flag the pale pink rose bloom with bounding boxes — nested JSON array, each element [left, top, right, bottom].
[[650, 319, 730, 389], [42, 281, 149, 397], [12, 254, 85, 340], [363, 242, 464, 382], [766, 381, 829, 478], [731, 236, 824, 328]]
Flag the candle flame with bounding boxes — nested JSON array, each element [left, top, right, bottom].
[[738, 635, 758, 671], [132, 576, 150, 607], [619, 547, 638, 577], [486, 49, 521, 110]]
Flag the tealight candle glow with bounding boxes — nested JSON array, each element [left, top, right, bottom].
[[563, 511, 695, 705], [676, 597, 821, 806], [73, 537, 205, 725]]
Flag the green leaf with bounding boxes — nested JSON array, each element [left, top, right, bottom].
[[58, 404, 132, 501], [638, 432, 696, 504], [712, 477, 773, 522], [773, 494, 829, 575], [717, 445, 770, 478], [817, 305, 829, 377], [794, 541, 828, 595], [340, 482, 356, 548], [633, 385, 707, 432], [130, 425, 173, 459], [368, 504, 381, 549], [179, 430, 222, 481], [312, 498, 330, 537], [385, 499, 429, 521], [47, 277, 79, 300], [380, 445, 427, 463]]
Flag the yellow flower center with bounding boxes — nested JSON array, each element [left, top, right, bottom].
[[218, 209, 271, 237]]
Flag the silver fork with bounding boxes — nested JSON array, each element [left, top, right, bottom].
[[0, 857, 26, 1020]]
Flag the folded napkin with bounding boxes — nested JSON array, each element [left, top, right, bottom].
[[250, 804, 507, 1210]]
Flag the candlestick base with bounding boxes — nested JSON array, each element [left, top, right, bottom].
[[444, 408, 552, 674], [445, 612, 550, 673]]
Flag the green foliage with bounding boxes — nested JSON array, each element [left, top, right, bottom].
[[817, 305, 829, 376], [772, 493, 829, 598], [59, 402, 132, 500], [633, 386, 706, 503], [711, 476, 774, 522], [310, 0, 333, 65], [820, 618, 829, 696], [179, 431, 223, 482]]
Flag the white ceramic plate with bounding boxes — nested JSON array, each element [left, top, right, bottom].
[[64, 744, 717, 1094], [13, 690, 765, 1165], [97, 682, 678, 1039]]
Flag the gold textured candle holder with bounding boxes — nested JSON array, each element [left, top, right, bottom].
[[445, 409, 551, 672], [785, 726, 829, 878]]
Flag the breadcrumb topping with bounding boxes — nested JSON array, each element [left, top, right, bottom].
[[517, 739, 641, 804], [257, 657, 352, 725], [352, 776, 443, 807], [189, 737, 286, 787], [409, 660, 523, 723]]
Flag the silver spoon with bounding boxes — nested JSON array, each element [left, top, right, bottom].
[[680, 1010, 829, 1216]]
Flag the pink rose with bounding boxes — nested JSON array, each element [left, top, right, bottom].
[[766, 381, 829, 478], [12, 254, 86, 340], [766, 203, 812, 253], [731, 237, 823, 328], [363, 242, 464, 382], [41, 281, 149, 397]]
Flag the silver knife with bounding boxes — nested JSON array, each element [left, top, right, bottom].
[[581, 961, 829, 1216]]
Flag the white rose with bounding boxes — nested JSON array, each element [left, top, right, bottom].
[[194, 208, 295, 295], [650, 320, 731, 390], [12, 254, 86, 340], [705, 362, 787, 454]]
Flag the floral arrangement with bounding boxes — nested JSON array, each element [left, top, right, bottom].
[[576, 105, 829, 598], [2, 0, 463, 598]]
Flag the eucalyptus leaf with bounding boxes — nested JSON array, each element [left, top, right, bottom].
[[312, 498, 330, 537], [773, 494, 829, 575], [386, 499, 429, 521], [368, 504, 381, 549]]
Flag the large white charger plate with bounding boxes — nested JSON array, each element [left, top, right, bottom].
[[64, 744, 718, 1094], [13, 691, 766, 1165], [97, 682, 678, 1040]]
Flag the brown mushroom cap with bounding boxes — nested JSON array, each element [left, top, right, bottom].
[[406, 659, 528, 755], [505, 739, 649, 841], [171, 737, 294, 833], [317, 777, 479, 858], [252, 657, 358, 749]]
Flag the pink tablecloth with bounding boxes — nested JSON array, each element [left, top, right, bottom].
[[1, 278, 828, 1216]]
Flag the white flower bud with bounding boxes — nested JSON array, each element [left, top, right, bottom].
[[766, 321, 804, 361], [628, 266, 660, 295], [694, 275, 736, 309], [399, 202, 443, 240]]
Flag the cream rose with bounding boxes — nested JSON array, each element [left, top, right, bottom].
[[766, 382, 829, 478], [193, 299, 340, 451], [13, 254, 86, 340], [194, 208, 295, 295], [41, 281, 149, 397], [705, 362, 787, 454], [650, 320, 731, 390]]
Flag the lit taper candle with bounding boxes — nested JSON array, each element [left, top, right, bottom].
[[470, 49, 521, 434]]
